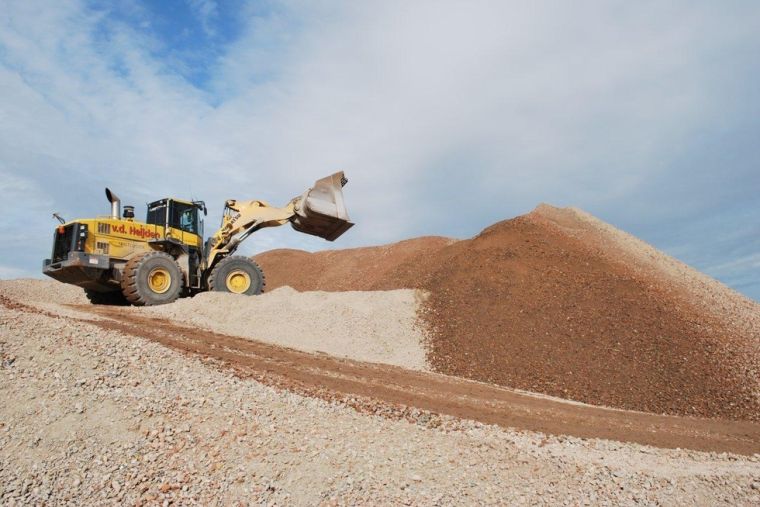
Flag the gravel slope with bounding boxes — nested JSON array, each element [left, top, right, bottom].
[[256, 205, 760, 421], [0, 280, 430, 371], [0, 279, 87, 305], [2, 295, 759, 505], [139, 287, 430, 370]]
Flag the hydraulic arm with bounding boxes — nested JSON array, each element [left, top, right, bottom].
[[205, 171, 353, 269]]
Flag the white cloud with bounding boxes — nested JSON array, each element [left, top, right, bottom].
[[0, 1, 758, 298]]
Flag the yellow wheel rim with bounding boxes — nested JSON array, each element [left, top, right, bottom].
[[226, 270, 251, 294], [148, 267, 171, 294]]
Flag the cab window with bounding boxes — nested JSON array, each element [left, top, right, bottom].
[[146, 200, 168, 226], [170, 202, 198, 234]]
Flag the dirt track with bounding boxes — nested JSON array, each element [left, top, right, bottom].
[[17, 300, 748, 456]]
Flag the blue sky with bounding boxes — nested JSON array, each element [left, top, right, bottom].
[[1, 0, 759, 301]]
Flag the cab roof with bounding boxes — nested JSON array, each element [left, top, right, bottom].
[[148, 197, 201, 207]]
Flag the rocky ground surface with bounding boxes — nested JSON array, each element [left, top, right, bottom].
[[1, 282, 760, 505]]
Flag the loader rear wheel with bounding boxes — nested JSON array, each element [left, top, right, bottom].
[[207, 256, 265, 296], [84, 289, 128, 306], [121, 252, 183, 306]]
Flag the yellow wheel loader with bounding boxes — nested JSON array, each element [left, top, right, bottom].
[[42, 172, 353, 306]]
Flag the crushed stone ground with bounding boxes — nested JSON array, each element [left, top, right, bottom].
[[1, 296, 759, 505]]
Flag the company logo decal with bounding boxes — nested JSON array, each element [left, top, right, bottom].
[[98, 222, 160, 240]]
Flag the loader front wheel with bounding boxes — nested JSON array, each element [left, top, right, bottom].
[[121, 252, 183, 306], [207, 256, 265, 296]]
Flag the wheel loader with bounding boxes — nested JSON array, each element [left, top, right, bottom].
[[42, 172, 353, 306]]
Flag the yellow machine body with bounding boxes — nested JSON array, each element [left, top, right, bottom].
[[42, 172, 353, 305], [75, 216, 203, 260]]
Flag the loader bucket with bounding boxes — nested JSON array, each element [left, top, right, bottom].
[[290, 171, 354, 241]]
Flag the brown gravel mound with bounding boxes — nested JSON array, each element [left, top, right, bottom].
[[257, 236, 456, 291], [257, 205, 760, 421]]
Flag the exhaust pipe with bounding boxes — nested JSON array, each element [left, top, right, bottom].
[[105, 188, 121, 220]]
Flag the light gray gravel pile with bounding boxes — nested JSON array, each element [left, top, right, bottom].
[[0, 279, 87, 306], [1, 291, 759, 505], [2, 279, 430, 370], [141, 286, 430, 370]]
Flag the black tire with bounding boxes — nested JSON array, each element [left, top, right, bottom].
[[207, 256, 265, 296], [84, 289, 128, 306], [121, 251, 183, 306]]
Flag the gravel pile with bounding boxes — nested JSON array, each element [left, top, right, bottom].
[[140, 286, 430, 370], [258, 237, 455, 292], [2, 292, 759, 505], [257, 205, 760, 421], [1, 278, 430, 371], [533, 204, 760, 391], [0, 279, 87, 306]]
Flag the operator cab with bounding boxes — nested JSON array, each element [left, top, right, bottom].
[[146, 198, 207, 290], [146, 198, 207, 239]]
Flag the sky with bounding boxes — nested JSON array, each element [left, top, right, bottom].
[[0, 0, 758, 301]]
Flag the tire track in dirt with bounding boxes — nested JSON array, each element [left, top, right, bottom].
[[39, 302, 760, 455]]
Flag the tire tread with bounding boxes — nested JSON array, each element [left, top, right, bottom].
[[120, 251, 183, 306], [207, 256, 265, 295]]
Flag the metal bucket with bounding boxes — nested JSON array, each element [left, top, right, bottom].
[[290, 171, 354, 241]]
